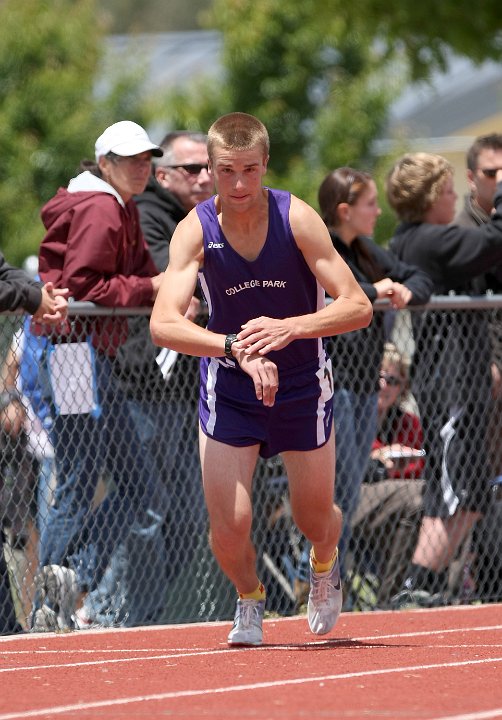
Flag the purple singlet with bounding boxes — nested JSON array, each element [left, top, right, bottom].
[[196, 188, 333, 457]]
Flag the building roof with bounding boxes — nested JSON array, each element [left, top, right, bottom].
[[389, 55, 502, 142], [103, 31, 222, 94]]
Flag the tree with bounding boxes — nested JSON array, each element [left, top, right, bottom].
[[157, 1, 398, 205], [154, 0, 502, 222], [341, 0, 502, 80], [101, 0, 211, 33], [0, 0, 152, 265]]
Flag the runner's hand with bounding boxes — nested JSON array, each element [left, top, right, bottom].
[[232, 347, 279, 407], [237, 316, 295, 356]]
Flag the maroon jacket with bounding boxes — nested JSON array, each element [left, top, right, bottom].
[[39, 172, 157, 354]]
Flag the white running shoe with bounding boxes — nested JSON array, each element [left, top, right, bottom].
[[308, 552, 342, 635], [34, 565, 79, 632], [227, 598, 265, 646], [74, 606, 95, 630]]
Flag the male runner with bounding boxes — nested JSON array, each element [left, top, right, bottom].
[[150, 112, 372, 645]]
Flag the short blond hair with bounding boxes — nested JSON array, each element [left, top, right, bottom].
[[207, 112, 270, 160], [386, 152, 453, 223]]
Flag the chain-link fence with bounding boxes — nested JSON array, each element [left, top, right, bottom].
[[1, 298, 501, 635]]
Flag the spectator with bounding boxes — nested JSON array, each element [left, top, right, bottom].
[[150, 112, 373, 645], [369, 342, 424, 481], [15, 257, 57, 543], [453, 133, 502, 603], [454, 133, 502, 474], [15, 317, 55, 549], [0, 253, 67, 325], [132, 133, 211, 552], [347, 343, 425, 608], [0, 251, 67, 635], [81, 131, 213, 627], [32, 120, 168, 632], [1, 344, 41, 630], [387, 152, 502, 606], [1, 316, 56, 628], [316, 167, 432, 578], [135, 130, 213, 261]]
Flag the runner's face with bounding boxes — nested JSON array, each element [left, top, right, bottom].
[[209, 146, 268, 211]]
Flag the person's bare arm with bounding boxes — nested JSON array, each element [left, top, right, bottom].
[[150, 210, 219, 355], [237, 196, 373, 356], [150, 210, 279, 406]]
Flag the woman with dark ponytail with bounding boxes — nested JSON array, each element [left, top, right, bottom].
[[315, 167, 432, 584]]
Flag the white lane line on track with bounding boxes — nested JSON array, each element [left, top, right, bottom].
[[0, 656, 501, 720], [1, 602, 500, 643], [0, 650, 226, 673], [1, 625, 501, 671], [427, 709, 502, 720], [349, 624, 502, 643], [1, 647, 208, 655]]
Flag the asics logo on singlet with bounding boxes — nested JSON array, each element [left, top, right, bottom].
[[207, 242, 224, 248]]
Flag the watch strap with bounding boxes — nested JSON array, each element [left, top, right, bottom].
[[224, 333, 238, 359]]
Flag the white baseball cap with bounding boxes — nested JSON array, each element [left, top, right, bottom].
[[95, 121, 163, 161]]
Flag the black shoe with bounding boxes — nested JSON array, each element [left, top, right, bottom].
[[390, 588, 448, 610]]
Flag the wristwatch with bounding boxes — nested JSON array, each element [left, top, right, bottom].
[[224, 333, 239, 359]]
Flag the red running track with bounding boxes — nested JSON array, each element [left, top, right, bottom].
[[0, 603, 501, 720]]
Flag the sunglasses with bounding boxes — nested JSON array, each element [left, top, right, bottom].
[[379, 372, 402, 387], [163, 163, 209, 175], [480, 168, 502, 178]]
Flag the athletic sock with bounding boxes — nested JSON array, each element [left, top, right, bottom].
[[239, 582, 266, 601], [403, 563, 448, 594], [310, 547, 338, 574]]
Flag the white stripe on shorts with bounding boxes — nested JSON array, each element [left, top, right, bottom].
[[206, 357, 219, 435], [315, 356, 334, 446]]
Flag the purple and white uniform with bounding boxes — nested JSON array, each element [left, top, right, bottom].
[[196, 188, 333, 458]]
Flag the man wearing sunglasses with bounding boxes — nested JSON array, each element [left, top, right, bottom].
[[455, 133, 502, 229], [454, 133, 502, 604], [136, 132, 213, 257]]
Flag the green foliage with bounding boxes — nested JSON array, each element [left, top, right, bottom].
[[155, 0, 400, 209], [3, 0, 501, 265], [0, 0, 151, 266], [154, 0, 502, 229], [100, 0, 211, 33], [344, 0, 502, 80]]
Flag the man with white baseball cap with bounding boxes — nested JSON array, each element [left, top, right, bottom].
[[95, 120, 163, 162]]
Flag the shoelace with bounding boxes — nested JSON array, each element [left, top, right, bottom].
[[237, 601, 260, 628], [311, 575, 334, 603]]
